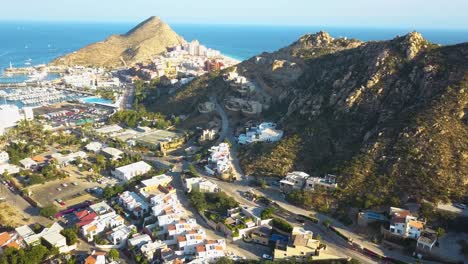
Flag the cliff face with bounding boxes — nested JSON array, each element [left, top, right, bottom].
[[51, 16, 185, 67], [158, 31, 467, 206]]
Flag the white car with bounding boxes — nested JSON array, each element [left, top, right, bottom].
[[454, 203, 466, 209], [262, 254, 273, 260], [62, 183, 68, 187]]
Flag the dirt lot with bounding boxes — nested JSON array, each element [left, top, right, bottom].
[[28, 165, 118, 208], [0, 202, 29, 227]]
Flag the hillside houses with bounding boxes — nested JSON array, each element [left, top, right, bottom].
[[280, 172, 337, 193], [76, 202, 125, 241], [388, 207, 425, 239], [238, 122, 284, 145], [184, 177, 219, 193], [206, 143, 231, 175]]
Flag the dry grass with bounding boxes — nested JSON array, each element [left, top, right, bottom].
[[0, 203, 28, 228]]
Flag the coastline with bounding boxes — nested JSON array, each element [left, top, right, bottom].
[[221, 54, 243, 65]]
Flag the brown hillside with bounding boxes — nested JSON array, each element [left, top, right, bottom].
[[51, 16, 185, 67]]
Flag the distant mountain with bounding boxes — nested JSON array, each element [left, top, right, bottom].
[[154, 31, 468, 207], [51, 16, 185, 67]]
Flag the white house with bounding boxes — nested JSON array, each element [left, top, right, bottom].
[[389, 207, 425, 239], [141, 174, 173, 192], [185, 178, 218, 193], [118, 191, 149, 218], [0, 164, 20, 175], [51, 151, 87, 166], [113, 161, 152, 182], [207, 143, 231, 174], [238, 122, 283, 145], [128, 234, 152, 248], [101, 147, 124, 160], [196, 240, 226, 261], [279, 171, 310, 193], [417, 229, 437, 251], [108, 225, 135, 245], [141, 240, 167, 260], [84, 142, 103, 153], [15, 223, 70, 253], [19, 158, 37, 169], [305, 174, 338, 190], [151, 192, 181, 217], [176, 229, 206, 255], [80, 202, 125, 241]]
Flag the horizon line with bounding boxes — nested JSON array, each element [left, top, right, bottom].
[[0, 19, 467, 31]]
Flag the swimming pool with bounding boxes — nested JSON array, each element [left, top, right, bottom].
[[82, 97, 113, 105]]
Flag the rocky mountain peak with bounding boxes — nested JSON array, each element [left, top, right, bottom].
[[300, 31, 334, 46], [125, 16, 164, 36], [398, 31, 430, 60]]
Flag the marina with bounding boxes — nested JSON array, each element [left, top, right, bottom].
[[0, 87, 89, 108]]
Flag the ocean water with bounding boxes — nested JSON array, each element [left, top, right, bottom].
[[0, 21, 467, 72]]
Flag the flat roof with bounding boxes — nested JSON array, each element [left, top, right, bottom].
[[116, 161, 152, 174]]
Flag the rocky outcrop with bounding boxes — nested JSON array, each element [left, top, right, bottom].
[[234, 32, 468, 205]]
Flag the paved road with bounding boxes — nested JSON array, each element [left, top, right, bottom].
[[121, 84, 135, 110], [211, 96, 229, 144]]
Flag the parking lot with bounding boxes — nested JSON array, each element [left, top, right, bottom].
[[28, 165, 118, 207]]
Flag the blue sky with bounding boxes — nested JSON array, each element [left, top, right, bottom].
[[1, 0, 468, 29]]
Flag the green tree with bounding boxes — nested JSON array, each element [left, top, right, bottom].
[[108, 249, 120, 260], [40, 205, 58, 218], [212, 257, 234, 264], [436, 227, 445, 239], [188, 191, 208, 212], [261, 207, 275, 219], [61, 228, 78, 245], [323, 219, 332, 228]]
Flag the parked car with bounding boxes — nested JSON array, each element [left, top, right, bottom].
[[62, 183, 68, 187], [454, 203, 466, 209], [262, 254, 273, 260]]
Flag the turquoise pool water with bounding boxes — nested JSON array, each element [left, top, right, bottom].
[[82, 97, 113, 105]]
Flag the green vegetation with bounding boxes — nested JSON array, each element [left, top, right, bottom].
[[236, 35, 468, 213], [39, 205, 58, 218], [285, 188, 333, 213], [60, 228, 78, 245], [260, 207, 275, 219], [108, 249, 120, 260], [109, 108, 171, 128], [96, 89, 116, 102], [188, 190, 239, 214], [239, 136, 302, 177], [103, 185, 126, 199], [134, 79, 160, 107], [323, 219, 332, 228], [272, 217, 293, 233], [0, 244, 57, 264]]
